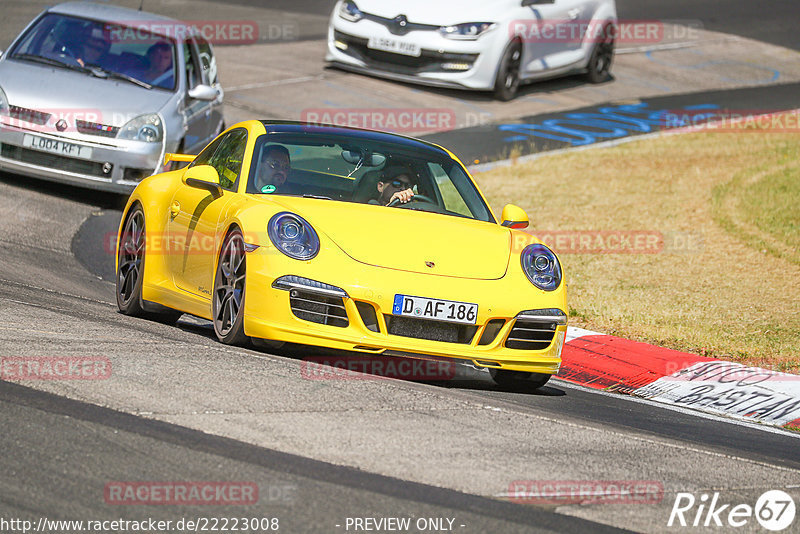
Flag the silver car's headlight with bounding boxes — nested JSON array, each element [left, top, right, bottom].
[[268, 212, 320, 261], [0, 86, 8, 113], [338, 1, 364, 22], [521, 244, 562, 291], [439, 22, 496, 40], [117, 114, 163, 143]]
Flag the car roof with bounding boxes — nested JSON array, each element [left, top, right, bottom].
[[47, 2, 185, 28], [259, 121, 452, 157]]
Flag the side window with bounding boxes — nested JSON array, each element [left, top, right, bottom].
[[207, 129, 247, 191], [195, 36, 218, 85], [189, 135, 223, 168], [183, 39, 200, 89]]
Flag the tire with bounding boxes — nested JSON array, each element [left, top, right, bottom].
[[116, 205, 182, 324], [493, 39, 523, 101], [586, 24, 615, 83], [490, 369, 551, 390], [212, 228, 249, 346]]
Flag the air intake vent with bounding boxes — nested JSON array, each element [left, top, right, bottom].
[[504, 318, 558, 350], [289, 289, 348, 327], [8, 105, 51, 125], [386, 316, 477, 344], [76, 119, 119, 138]]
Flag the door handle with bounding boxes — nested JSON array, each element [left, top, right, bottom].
[[170, 201, 180, 219]]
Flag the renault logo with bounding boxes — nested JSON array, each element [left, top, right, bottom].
[[55, 119, 68, 131]]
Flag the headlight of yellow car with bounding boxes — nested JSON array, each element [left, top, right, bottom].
[[268, 212, 320, 260], [521, 244, 562, 291]]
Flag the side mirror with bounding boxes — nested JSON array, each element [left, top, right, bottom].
[[183, 164, 222, 197], [500, 204, 529, 229], [187, 84, 219, 101]]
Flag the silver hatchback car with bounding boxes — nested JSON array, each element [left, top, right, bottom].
[[0, 2, 225, 193]]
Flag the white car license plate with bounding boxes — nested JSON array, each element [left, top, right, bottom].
[[22, 134, 93, 159], [393, 294, 478, 325], [367, 37, 421, 57]]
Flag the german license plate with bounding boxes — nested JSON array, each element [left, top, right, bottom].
[[367, 36, 421, 57], [392, 294, 478, 325], [22, 134, 93, 159]]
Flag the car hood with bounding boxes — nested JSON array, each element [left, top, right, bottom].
[[0, 59, 173, 127], [269, 197, 511, 280], [353, 0, 514, 24]]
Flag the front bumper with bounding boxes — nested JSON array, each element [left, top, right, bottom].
[[242, 248, 566, 375], [325, 23, 502, 91], [0, 121, 164, 193]]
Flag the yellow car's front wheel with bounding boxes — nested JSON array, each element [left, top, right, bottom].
[[213, 228, 249, 346]]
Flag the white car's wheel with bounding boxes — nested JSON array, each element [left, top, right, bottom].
[[586, 24, 615, 83], [493, 39, 523, 101]]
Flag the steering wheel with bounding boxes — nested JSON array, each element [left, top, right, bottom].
[[386, 194, 437, 208]]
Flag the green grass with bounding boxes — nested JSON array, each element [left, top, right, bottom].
[[476, 123, 800, 372]]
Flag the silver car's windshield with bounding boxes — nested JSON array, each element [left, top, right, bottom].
[[10, 13, 177, 91], [239, 133, 493, 222]]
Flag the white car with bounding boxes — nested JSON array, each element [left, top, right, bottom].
[[326, 0, 617, 100]]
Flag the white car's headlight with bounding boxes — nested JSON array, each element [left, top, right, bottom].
[[117, 114, 163, 143], [338, 1, 364, 22], [439, 22, 496, 40]]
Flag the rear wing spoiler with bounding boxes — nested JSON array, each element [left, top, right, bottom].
[[163, 153, 196, 166]]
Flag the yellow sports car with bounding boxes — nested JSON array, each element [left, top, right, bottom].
[[115, 120, 567, 388]]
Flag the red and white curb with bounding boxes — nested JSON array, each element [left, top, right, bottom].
[[558, 327, 800, 431]]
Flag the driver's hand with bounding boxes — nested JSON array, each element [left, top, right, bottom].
[[388, 188, 414, 205]]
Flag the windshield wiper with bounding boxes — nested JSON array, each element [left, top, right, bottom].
[[12, 53, 89, 73], [86, 66, 153, 89], [302, 194, 332, 200]]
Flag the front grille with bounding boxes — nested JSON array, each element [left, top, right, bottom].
[[334, 31, 477, 74], [76, 119, 119, 138], [8, 105, 50, 125], [289, 289, 348, 327], [0, 143, 110, 177], [386, 315, 477, 344], [505, 318, 558, 350]]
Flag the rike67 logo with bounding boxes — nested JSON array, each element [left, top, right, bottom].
[[668, 490, 796, 531]]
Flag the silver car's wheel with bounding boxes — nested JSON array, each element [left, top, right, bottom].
[[213, 229, 249, 345]]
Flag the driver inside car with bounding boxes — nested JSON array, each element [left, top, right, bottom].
[[371, 165, 416, 206]]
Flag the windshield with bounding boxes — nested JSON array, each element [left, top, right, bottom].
[[10, 13, 177, 90], [246, 133, 494, 223]]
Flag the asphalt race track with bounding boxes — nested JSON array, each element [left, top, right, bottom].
[[2, 1, 800, 533]]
